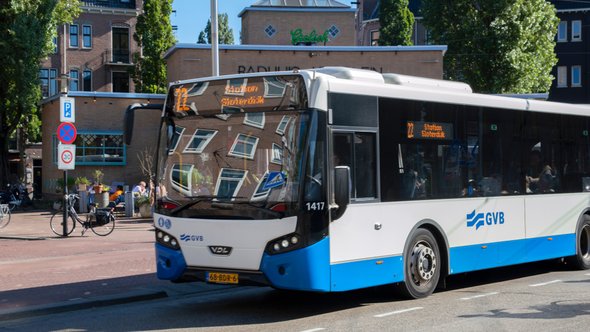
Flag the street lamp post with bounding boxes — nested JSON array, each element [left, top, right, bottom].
[[210, 0, 219, 76]]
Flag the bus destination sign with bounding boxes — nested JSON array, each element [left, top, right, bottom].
[[407, 121, 453, 140]]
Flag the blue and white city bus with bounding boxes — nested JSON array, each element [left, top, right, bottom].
[[146, 67, 590, 298]]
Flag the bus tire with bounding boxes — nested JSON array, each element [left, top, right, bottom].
[[399, 228, 441, 299], [569, 215, 590, 270]]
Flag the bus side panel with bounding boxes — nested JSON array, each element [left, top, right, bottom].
[[260, 237, 331, 292], [330, 255, 404, 292], [525, 194, 589, 239]]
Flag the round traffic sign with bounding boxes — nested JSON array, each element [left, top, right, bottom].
[[57, 122, 77, 144], [61, 150, 74, 164]]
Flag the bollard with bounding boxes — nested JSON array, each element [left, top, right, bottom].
[[125, 191, 134, 217]]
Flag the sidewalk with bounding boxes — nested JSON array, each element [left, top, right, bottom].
[[0, 210, 227, 321]]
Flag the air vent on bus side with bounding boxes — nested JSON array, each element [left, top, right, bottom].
[[382, 73, 473, 93]]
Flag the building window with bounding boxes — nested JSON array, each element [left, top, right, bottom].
[[52, 132, 126, 165], [82, 25, 92, 48], [214, 168, 247, 200], [264, 77, 286, 97], [271, 143, 282, 165], [328, 25, 340, 38], [558, 21, 567, 42], [69, 69, 79, 91], [112, 27, 129, 63], [276, 115, 291, 135], [557, 66, 568, 87], [112, 71, 129, 92], [572, 65, 582, 87], [83, 70, 92, 91], [50, 69, 57, 96], [183, 129, 217, 153], [264, 24, 276, 38], [572, 20, 582, 41], [228, 133, 259, 159], [52, 36, 58, 54], [39, 69, 49, 98], [244, 113, 265, 129], [371, 30, 380, 46], [170, 164, 194, 196], [69, 24, 78, 47], [168, 125, 185, 155]]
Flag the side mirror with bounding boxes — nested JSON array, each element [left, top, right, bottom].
[[332, 166, 350, 220], [124, 103, 164, 145]]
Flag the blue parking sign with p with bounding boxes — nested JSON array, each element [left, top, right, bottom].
[[60, 96, 75, 122]]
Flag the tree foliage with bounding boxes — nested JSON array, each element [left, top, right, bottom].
[[197, 13, 234, 45], [0, 0, 80, 185], [421, 0, 558, 93], [379, 0, 414, 46], [131, 0, 175, 94]]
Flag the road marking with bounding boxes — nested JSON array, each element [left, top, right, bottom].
[[529, 279, 561, 287], [585, 273, 590, 276], [374, 306, 423, 318], [300, 329, 325, 332], [460, 292, 499, 300]]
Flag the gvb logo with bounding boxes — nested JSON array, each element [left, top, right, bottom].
[[467, 210, 505, 230]]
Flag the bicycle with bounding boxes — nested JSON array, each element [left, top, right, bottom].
[[0, 204, 10, 229], [50, 194, 115, 236]]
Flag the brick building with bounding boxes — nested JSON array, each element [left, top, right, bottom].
[[41, 92, 164, 198], [39, 0, 141, 98], [165, 44, 446, 83]]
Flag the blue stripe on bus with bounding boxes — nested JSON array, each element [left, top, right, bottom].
[[449, 233, 576, 274], [330, 255, 405, 292], [261, 237, 332, 292], [155, 243, 187, 280]]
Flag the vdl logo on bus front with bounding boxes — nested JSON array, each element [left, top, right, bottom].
[[466, 210, 505, 230]]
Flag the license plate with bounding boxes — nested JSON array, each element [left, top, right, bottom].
[[206, 272, 239, 284]]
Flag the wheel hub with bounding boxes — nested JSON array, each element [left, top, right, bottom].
[[413, 244, 436, 281]]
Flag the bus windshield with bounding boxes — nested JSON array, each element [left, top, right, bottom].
[[155, 75, 315, 219]]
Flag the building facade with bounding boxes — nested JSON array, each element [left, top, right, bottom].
[[165, 44, 446, 83], [239, 0, 356, 46], [41, 92, 164, 198], [549, 1, 590, 103], [39, 0, 141, 99]]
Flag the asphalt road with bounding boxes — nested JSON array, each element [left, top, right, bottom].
[[1, 261, 589, 331]]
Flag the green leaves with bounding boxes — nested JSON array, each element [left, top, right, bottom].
[[131, 0, 175, 94], [422, 0, 558, 93], [197, 13, 235, 45], [379, 0, 414, 46]]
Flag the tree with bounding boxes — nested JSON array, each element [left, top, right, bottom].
[[197, 13, 234, 45], [421, 0, 558, 94], [379, 0, 414, 46], [0, 0, 80, 187], [131, 0, 175, 94]]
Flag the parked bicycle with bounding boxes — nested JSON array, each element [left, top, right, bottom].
[[0, 182, 31, 211], [50, 194, 115, 236], [0, 204, 10, 229]]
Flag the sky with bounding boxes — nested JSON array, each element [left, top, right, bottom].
[[171, 0, 256, 44]]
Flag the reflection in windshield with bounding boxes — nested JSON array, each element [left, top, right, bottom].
[[156, 110, 312, 217]]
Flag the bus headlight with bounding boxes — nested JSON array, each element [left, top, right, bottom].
[[266, 233, 302, 255], [156, 230, 180, 250]]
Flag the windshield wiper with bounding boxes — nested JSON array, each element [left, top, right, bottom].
[[169, 196, 245, 215]]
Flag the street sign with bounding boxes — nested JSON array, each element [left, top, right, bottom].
[[60, 96, 76, 122], [56, 122, 77, 144], [58, 144, 76, 170]]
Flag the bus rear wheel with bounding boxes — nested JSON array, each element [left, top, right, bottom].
[[399, 228, 441, 299], [570, 216, 590, 270]]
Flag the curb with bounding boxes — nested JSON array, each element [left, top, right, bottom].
[[0, 289, 168, 322]]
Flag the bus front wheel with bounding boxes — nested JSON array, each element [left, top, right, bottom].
[[569, 215, 590, 270], [399, 228, 441, 299]]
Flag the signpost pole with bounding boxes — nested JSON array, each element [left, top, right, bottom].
[[63, 168, 68, 236]]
